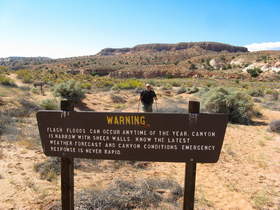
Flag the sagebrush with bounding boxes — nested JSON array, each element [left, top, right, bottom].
[[202, 87, 255, 124]]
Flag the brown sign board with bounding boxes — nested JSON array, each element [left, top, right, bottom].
[[36, 111, 228, 163]]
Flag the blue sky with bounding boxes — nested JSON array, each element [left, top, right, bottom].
[[0, 0, 280, 58]]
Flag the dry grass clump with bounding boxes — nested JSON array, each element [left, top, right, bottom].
[[110, 94, 127, 103], [48, 178, 183, 209], [251, 190, 273, 209], [34, 157, 61, 182], [112, 160, 150, 170], [34, 158, 101, 181], [73, 178, 183, 209], [7, 98, 40, 118]]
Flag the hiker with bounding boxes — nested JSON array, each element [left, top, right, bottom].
[[139, 84, 157, 112]]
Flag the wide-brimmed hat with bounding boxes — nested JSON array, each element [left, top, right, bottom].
[[146, 83, 151, 87]]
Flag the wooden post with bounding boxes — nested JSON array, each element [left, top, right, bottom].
[[60, 100, 74, 210], [183, 101, 200, 210]]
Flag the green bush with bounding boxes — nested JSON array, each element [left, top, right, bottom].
[[80, 82, 92, 90], [0, 75, 16, 87], [247, 68, 262, 78], [53, 80, 85, 103], [16, 69, 33, 83], [115, 79, 143, 90], [202, 87, 255, 124], [40, 99, 59, 110], [22, 74, 33, 83], [95, 78, 115, 88]]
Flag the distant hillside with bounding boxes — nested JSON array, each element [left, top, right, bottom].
[[1, 42, 280, 81], [98, 42, 248, 56], [0, 56, 52, 69]]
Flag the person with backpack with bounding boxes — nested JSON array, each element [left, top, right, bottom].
[[139, 84, 157, 112]]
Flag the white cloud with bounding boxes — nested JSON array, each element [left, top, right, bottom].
[[245, 42, 280, 51]]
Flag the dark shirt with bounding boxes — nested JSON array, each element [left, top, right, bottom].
[[140, 90, 157, 105]]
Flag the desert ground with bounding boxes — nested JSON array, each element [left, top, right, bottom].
[[0, 73, 279, 210]]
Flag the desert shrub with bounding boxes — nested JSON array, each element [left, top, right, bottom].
[[247, 88, 265, 97], [161, 83, 172, 90], [202, 87, 255, 124], [196, 87, 210, 96], [177, 87, 187, 94], [111, 160, 150, 170], [110, 94, 126, 103], [0, 75, 16, 87], [7, 99, 40, 118], [247, 68, 262, 78], [145, 79, 158, 87], [80, 82, 92, 90], [31, 87, 40, 94], [22, 74, 33, 83], [34, 157, 61, 181], [170, 80, 181, 87], [74, 179, 183, 209], [190, 63, 197, 70], [268, 120, 280, 133], [53, 80, 85, 103], [95, 78, 115, 88], [16, 69, 34, 83], [242, 83, 249, 89], [115, 79, 143, 90], [265, 89, 279, 101], [186, 86, 199, 94], [40, 99, 59, 110]]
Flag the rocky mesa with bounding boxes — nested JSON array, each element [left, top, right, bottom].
[[98, 42, 248, 56]]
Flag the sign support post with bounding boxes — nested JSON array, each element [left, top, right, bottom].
[[60, 100, 74, 210], [183, 101, 200, 210]]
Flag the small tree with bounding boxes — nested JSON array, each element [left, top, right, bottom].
[[53, 80, 85, 103]]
